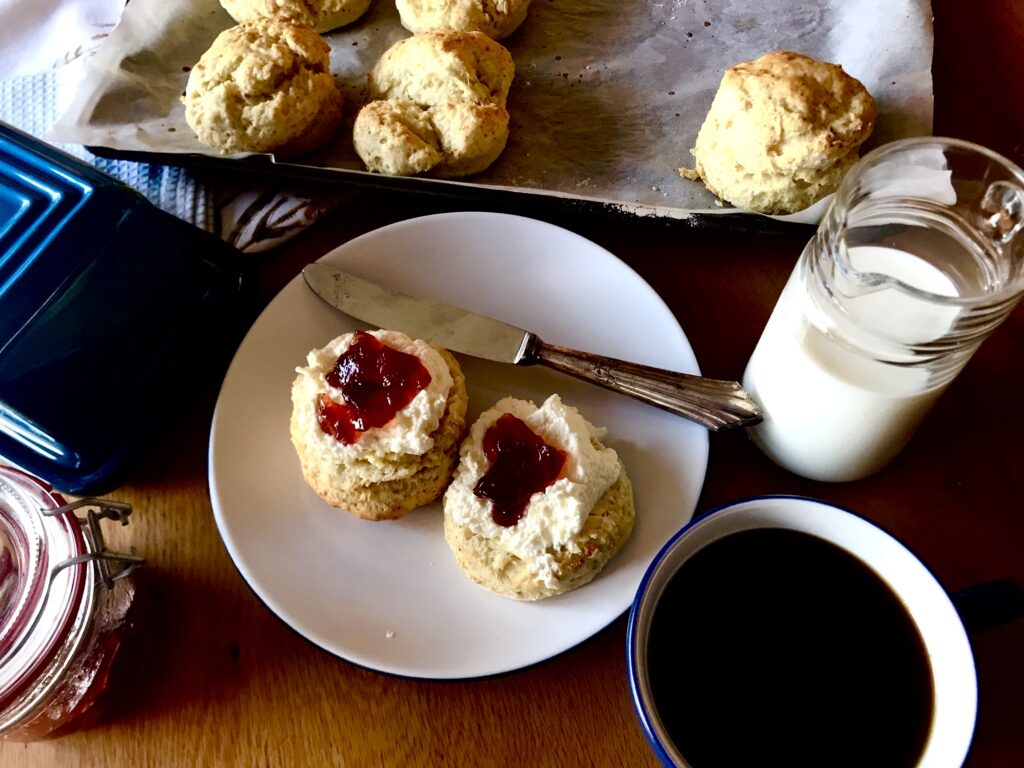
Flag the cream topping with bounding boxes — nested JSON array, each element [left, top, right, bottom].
[[292, 330, 452, 461], [444, 395, 621, 588]]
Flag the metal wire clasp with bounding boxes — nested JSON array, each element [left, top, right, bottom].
[[42, 499, 145, 587]]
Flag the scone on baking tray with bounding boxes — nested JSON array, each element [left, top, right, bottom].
[[220, 0, 372, 32], [680, 50, 876, 214], [396, 0, 532, 40], [443, 395, 635, 601], [182, 20, 343, 158], [353, 31, 515, 178], [290, 330, 468, 520]]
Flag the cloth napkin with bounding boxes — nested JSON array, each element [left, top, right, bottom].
[[0, 0, 346, 252]]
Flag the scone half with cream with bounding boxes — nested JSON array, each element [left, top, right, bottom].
[[290, 329, 468, 520], [443, 395, 635, 600]]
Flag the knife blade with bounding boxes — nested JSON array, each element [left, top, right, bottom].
[[303, 262, 532, 364], [302, 262, 763, 431]]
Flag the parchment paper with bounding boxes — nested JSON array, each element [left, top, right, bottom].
[[51, 0, 934, 220]]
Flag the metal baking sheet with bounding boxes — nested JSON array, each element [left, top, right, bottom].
[[53, 0, 934, 224]]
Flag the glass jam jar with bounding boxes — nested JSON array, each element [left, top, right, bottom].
[[743, 137, 1024, 482], [0, 465, 143, 740]]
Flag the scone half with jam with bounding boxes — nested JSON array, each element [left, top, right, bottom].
[[290, 329, 467, 520], [443, 395, 635, 600]]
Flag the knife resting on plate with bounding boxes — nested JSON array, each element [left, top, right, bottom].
[[302, 263, 764, 431]]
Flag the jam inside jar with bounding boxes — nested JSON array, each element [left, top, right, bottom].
[[0, 465, 144, 740]]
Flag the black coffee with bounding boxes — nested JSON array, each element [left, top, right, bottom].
[[646, 528, 934, 768]]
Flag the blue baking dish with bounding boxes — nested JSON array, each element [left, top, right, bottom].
[[0, 121, 251, 494]]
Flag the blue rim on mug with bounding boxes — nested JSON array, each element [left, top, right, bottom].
[[626, 495, 978, 768]]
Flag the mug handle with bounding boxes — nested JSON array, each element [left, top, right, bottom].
[[952, 579, 1024, 635]]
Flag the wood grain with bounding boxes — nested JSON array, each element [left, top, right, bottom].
[[3, 0, 1022, 764]]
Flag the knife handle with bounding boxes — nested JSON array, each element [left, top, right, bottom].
[[521, 335, 764, 431]]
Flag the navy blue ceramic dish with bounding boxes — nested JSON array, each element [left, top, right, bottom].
[[0, 121, 251, 494], [626, 495, 978, 768]]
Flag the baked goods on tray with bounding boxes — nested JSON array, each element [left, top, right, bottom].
[[680, 50, 876, 214], [290, 330, 468, 520], [443, 395, 634, 600], [182, 20, 343, 157], [353, 31, 515, 177]]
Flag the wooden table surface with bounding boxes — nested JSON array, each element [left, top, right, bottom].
[[5, 0, 1022, 765]]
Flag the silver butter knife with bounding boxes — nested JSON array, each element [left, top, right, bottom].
[[302, 263, 763, 431]]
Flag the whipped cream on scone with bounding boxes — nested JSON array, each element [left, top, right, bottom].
[[292, 330, 453, 461], [444, 395, 622, 589]]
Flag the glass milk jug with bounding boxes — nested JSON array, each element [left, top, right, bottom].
[[743, 138, 1024, 482]]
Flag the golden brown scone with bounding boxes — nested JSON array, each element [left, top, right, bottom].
[[353, 31, 514, 178], [444, 468, 634, 600], [429, 101, 510, 178], [351, 100, 442, 176], [369, 31, 514, 107], [182, 20, 343, 158], [680, 50, 876, 214], [291, 335, 468, 521], [220, 0, 371, 32], [396, 0, 532, 40], [353, 99, 509, 177]]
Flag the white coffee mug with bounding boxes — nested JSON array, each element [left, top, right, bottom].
[[628, 495, 977, 768]]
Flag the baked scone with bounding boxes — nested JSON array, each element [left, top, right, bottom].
[[352, 100, 443, 176], [353, 31, 514, 178], [290, 330, 468, 520], [680, 51, 876, 214], [183, 20, 343, 158], [443, 395, 634, 600], [396, 0, 532, 40], [354, 99, 510, 177], [220, 0, 372, 32]]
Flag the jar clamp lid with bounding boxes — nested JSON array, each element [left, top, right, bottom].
[[0, 465, 142, 722]]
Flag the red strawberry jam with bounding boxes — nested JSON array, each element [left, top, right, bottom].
[[316, 331, 432, 445], [473, 413, 567, 527]]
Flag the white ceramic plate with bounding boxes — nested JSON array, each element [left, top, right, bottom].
[[209, 212, 709, 679]]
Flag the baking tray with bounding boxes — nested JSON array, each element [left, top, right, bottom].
[[85, 144, 819, 235], [58, 0, 934, 230]]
